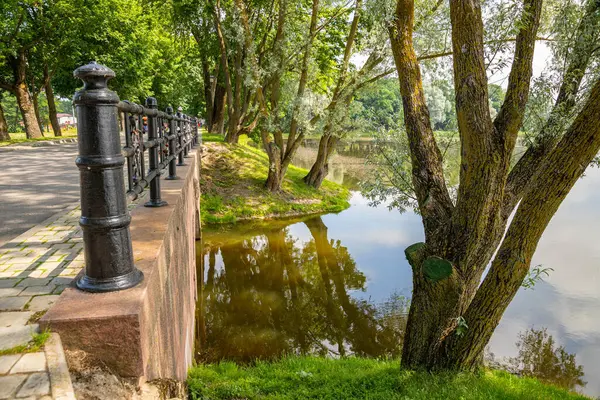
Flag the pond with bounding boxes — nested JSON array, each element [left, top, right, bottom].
[[196, 140, 600, 397]]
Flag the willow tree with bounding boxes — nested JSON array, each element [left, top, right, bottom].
[[302, 0, 451, 189], [389, 0, 600, 370]]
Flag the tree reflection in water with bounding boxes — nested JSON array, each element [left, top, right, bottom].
[[196, 218, 586, 393], [196, 216, 407, 363], [510, 328, 585, 390]]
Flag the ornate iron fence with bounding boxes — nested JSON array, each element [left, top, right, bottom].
[[72, 61, 200, 293]]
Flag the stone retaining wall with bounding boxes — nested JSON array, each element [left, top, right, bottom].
[[40, 149, 200, 382]]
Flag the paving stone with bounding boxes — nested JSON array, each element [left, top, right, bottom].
[[0, 354, 21, 374], [16, 278, 53, 288], [0, 287, 23, 298], [5, 256, 39, 264], [16, 372, 50, 397], [49, 244, 74, 251], [35, 255, 63, 263], [51, 277, 73, 286], [10, 352, 46, 373], [26, 296, 60, 312], [0, 374, 27, 398], [26, 270, 51, 279], [58, 268, 80, 277], [0, 324, 39, 351], [18, 285, 56, 296], [0, 279, 20, 288], [52, 285, 69, 295], [0, 296, 29, 311], [0, 312, 33, 328]]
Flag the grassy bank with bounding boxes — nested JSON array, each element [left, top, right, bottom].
[[200, 136, 350, 224], [188, 357, 588, 400]]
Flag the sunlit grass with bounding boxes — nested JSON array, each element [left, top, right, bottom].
[[188, 356, 589, 400], [200, 138, 350, 225], [0, 127, 77, 146]]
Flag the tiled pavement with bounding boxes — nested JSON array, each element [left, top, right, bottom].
[[0, 204, 81, 399]]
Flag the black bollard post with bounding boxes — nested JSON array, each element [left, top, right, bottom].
[[166, 107, 178, 180], [144, 97, 168, 207], [73, 62, 143, 292]]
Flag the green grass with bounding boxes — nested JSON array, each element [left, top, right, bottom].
[[201, 139, 350, 225], [0, 128, 78, 147], [0, 329, 51, 356], [188, 356, 589, 400]]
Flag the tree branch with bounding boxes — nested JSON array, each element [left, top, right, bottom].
[[503, 0, 600, 216], [389, 0, 454, 245], [493, 0, 543, 143]]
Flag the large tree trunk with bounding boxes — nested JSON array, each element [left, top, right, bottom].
[[14, 84, 42, 139], [388, 0, 543, 370], [0, 101, 9, 141], [303, 133, 338, 189], [44, 68, 61, 137]]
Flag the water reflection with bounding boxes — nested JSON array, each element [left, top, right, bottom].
[[196, 216, 407, 363], [488, 328, 586, 391], [196, 216, 587, 393], [198, 140, 600, 396]]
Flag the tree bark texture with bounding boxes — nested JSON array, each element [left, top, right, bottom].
[[1, 51, 43, 139], [384, 0, 598, 372], [15, 83, 42, 139]]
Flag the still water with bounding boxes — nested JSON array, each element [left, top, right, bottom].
[[197, 141, 600, 397]]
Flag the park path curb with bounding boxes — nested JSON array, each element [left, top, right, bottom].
[[44, 334, 76, 400]]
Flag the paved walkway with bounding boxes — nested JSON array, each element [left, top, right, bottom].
[[0, 144, 80, 247], [0, 204, 81, 399]]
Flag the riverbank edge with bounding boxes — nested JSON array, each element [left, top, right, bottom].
[[200, 137, 351, 225], [187, 356, 590, 400]]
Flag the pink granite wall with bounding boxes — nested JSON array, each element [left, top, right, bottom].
[[41, 149, 200, 382]]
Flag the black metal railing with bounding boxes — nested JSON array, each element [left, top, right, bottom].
[[72, 61, 200, 293], [118, 99, 198, 204]]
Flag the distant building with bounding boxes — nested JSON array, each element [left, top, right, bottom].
[[57, 113, 77, 127]]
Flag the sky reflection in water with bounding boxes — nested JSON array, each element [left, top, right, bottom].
[[198, 151, 600, 397]]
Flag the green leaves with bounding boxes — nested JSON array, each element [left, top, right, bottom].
[[454, 316, 468, 337], [422, 256, 453, 283]]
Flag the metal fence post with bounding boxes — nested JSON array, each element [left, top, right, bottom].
[[183, 114, 190, 158], [73, 62, 143, 292], [144, 97, 168, 207], [193, 117, 199, 147], [177, 111, 185, 166], [166, 107, 178, 180]]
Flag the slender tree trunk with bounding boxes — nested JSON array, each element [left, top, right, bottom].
[[0, 102, 9, 141], [32, 88, 44, 134], [265, 142, 286, 192], [212, 82, 226, 135], [202, 59, 214, 132], [44, 68, 61, 137], [304, 133, 338, 189]]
